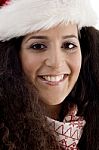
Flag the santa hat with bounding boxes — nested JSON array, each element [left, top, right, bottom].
[[0, 0, 97, 41]]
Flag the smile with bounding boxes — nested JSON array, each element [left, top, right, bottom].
[[42, 75, 64, 82], [38, 74, 68, 86]]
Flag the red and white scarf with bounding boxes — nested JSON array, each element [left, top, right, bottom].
[[47, 107, 86, 150]]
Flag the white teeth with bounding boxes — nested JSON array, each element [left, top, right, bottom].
[[42, 75, 64, 82]]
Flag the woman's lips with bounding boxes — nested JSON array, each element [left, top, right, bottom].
[[38, 74, 68, 86]]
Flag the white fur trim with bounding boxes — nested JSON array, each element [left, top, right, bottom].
[[0, 0, 97, 41]]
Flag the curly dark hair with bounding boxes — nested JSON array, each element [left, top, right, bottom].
[[0, 27, 99, 150]]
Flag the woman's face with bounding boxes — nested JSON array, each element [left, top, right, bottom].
[[20, 23, 82, 105]]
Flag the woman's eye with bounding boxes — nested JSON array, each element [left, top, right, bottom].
[[61, 42, 77, 50], [30, 43, 47, 51]]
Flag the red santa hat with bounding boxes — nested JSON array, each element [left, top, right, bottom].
[[0, 0, 97, 41]]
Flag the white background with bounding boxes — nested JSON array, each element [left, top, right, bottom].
[[91, 0, 99, 29]]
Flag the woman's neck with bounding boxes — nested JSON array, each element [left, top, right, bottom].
[[46, 103, 62, 120]]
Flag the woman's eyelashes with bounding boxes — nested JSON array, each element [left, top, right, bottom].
[[29, 41, 78, 52], [61, 42, 78, 51], [29, 42, 47, 51]]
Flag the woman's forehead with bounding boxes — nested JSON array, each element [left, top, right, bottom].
[[24, 23, 78, 39]]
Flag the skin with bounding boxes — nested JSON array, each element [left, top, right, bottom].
[[20, 23, 82, 118]]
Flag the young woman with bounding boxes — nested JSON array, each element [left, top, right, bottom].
[[0, 0, 99, 150]]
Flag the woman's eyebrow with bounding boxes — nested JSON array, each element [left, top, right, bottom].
[[62, 35, 78, 39], [25, 36, 48, 43]]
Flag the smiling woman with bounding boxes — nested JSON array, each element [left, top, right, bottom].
[[0, 0, 99, 150], [20, 24, 81, 106]]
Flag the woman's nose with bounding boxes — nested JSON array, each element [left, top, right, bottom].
[[45, 47, 66, 69]]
